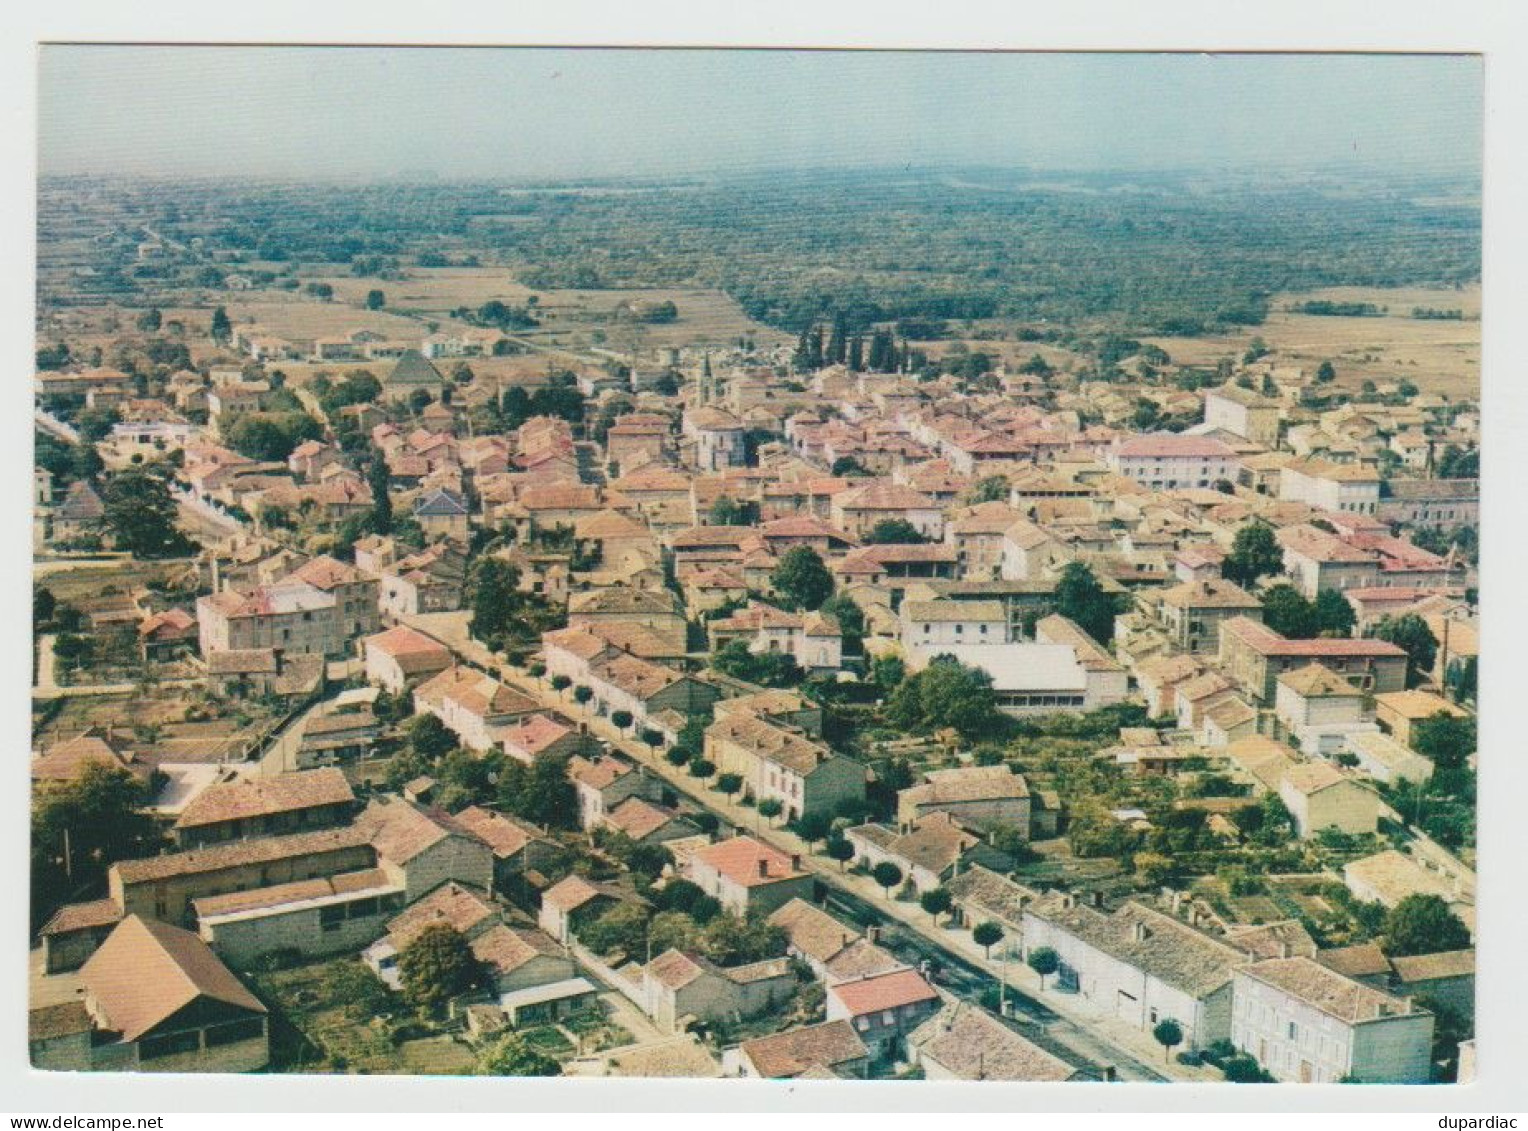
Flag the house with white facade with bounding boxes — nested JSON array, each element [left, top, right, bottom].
[[1231, 956, 1433, 1083]]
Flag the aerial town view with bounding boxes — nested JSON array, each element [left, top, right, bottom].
[[27, 48, 1482, 1087]]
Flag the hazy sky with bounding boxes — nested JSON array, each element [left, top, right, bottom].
[[38, 47, 1482, 181]]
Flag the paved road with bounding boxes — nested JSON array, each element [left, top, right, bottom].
[[484, 662, 1182, 1082]]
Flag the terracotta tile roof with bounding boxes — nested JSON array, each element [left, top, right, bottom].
[[1278, 663, 1363, 699], [498, 714, 578, 759], [945, 865, 1040, 924], [357, 797, 484, 867], [469, 924, 563, 975], [822, 938, 904, 983], [174, 767, 354, 831], [605, 797, 688, 841], [646, 948, 709, 990], [286, 554, 366, 591], [414, 665, 539, 719], [1390, 949, 1474, 984], [909, 1001, 1077, 1081], [689, 835, 803, 888], [738, 1020, 869, 1079], [1115, 434, 1237, 459], [364, 625, 454, 674], [1238, 956, 1421, 1024], [767, 898, 858, 964], [706, 712, 839, 777], [32, 732, 143, 784], [568, 753, 640, 792], [903, 764, 1030, 807], [1223, 920, 1319, 961], [40, 897, 124, 937], [834, 483, 938, 511], [540, 874, 634, 914], [1221, 616, 1406, 659], [385, 881, 497, 948], [1027, 897, 1249, 999], [81, 916, 265, 1042], [588, 652, 688, 701], [568, 585, 682, 617], [827, 968, 939, 1016], [452, 806, 541, 858], [1158, 577, 1262, 610], [193, 867, 395, 920], [113, 825, 372, 886], [29, 1000, 94, 1042], [1315, 943, 1394, 980]]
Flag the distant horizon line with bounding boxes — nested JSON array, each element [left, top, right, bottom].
[[36, 161, 1483, 188]]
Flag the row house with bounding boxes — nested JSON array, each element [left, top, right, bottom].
[[708, 601, 845, 672], [1218, 616, 1409, 703], [1232, 956, 1433, 1083], [412, 665, 540, 752], [705, 709, 868, 823], [1020, 895, 1250, 1052]]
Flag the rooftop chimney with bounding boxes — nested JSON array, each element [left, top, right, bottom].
[[1279, 940, 1292, 959], [1131, 921, 1148, 943], [757, 858, 769, 879], [790, 854, 801, 871]]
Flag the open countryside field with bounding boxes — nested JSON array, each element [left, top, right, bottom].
[[305, 267, 792, 353], [1142, 285, 1481, 399]]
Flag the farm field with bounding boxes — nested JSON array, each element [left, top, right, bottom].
[[1142, 285, 1481, 398], [304, 268, 791, 352]]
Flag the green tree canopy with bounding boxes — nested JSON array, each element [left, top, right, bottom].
[[771, 546, 834, 611], [580, 902, 651, 958], [1224, 521, 1283, 587], [919, 887, 952, 920], [31, 763, 163, 930], [398, 923, 482, 1012], [496, 754, 576, 829], [864, 518, 927, 545], [887, 656, 1002, 740], [406, 713, 456, 760], [871, 861, 904, 896], [972, 921, 1005, 957], [1382, 893, 1472, 957], [103, 465, 196, 559], [475, 1032, 560, 1077], [1367, 614, 1439, 686], [1411, 713, 1476, 770], [699, 913, 787, 966], [227, 412, 323, 462], [967, 475, 1011, 504], [1261, 583, 1320, 639], [1055, 561, 1119, 645], [1153, 1018, 1185, 1062], [1313, 588, 1357, 637], [1027, 946, 1059, 987]]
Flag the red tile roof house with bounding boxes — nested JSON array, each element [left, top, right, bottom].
[[1217, 616, 1409, 703], [568, 751, 665, 831], [170, 766, 357, 849], [600, 796, 702, 847], [722, 1019, 871, 1079], [412, 664, 541, 752], [362, 623, 455, 693], [825, 967, 942, 1063], [537, 874, 651, 946], [640, 948, 796, 1034], [684, 836, 814, 918], [498, 713, 598, 767], [34, 915, 270, 1073], [451, 805, 562, 891]]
